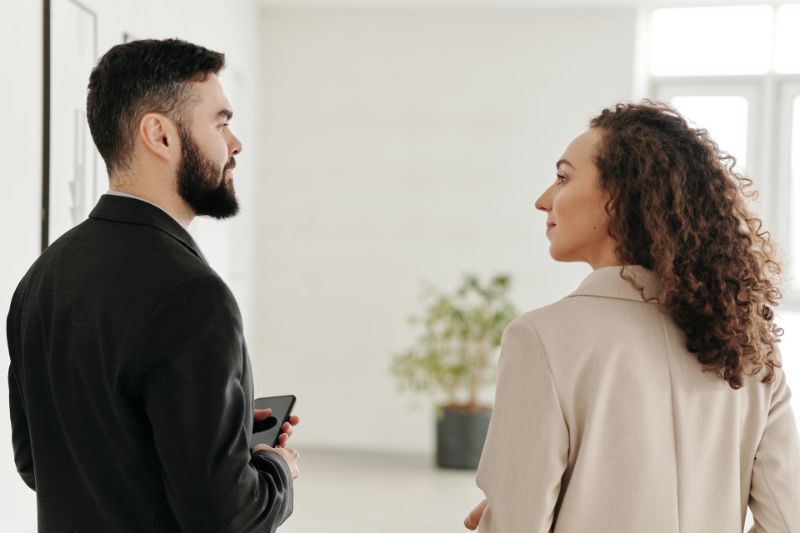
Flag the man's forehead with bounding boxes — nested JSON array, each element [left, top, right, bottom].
[[190, 74, 233, 116]]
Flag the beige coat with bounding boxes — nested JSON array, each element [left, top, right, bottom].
[[476, 266, 800, 532]]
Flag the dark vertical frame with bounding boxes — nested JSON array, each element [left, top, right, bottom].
[[41, 0, 99, 252]]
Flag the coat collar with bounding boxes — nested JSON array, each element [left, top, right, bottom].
[[88, 194, 207, 264], [565, 265, 660, 303]]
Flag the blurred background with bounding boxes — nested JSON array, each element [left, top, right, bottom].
[[2, 0, 800, 531]]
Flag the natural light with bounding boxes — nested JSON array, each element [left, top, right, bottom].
[[776, 4, 800, 73], [669, 96, 749, 169], [650, 6, 773, 76], [792, 96, 800, 289]]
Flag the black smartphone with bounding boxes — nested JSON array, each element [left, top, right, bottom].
[[250, 395, 296, 448]]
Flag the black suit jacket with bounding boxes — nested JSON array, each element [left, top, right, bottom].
[[7, 195, 292, 532]]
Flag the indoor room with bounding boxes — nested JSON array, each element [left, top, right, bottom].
[[2, 0, 799, 531]]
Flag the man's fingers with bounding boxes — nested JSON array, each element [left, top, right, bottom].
[[275, 423, 295, 448], [253, 408, 272, 421]]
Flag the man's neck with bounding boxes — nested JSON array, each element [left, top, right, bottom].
[[108, 183, 195, 229]]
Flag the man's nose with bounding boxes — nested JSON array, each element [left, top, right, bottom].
[[229, 132, 242, 156]]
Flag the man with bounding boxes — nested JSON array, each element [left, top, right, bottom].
[[7, 38, 299, 532]]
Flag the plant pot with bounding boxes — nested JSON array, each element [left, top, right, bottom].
[[435, 406, 492, 469]]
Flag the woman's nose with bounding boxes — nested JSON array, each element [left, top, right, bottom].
[[535, 190, 551, 212]]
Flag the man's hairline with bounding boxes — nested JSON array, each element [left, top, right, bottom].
[[112, 69, 226, 175]]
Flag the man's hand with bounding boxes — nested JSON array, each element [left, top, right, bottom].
[[251, 408, 301, 479], [253, 408, 300, 448], [252, 443, 300, 479], [464, 499, 488, 530]]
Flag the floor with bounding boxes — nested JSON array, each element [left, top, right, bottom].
[[277, 448, 758, 533], [277, 448, 484, 533]]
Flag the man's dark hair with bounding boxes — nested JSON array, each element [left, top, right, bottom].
[[86, 38, 225, 174]]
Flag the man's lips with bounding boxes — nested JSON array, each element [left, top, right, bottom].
[[224, 159, 236, 181]]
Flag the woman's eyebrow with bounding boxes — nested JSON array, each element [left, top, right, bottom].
[[556, 159, 575, 170]]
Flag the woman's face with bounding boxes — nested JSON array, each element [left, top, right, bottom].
[[535, 128, 619, 269]]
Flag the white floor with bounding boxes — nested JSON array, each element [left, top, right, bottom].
[[277, 448, 484, 533]]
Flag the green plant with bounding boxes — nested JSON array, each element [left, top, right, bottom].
[[391, 273, 517, 410]]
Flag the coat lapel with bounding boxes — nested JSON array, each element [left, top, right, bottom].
[[88, 194, 207, 264], [565, 265, 661, 303]]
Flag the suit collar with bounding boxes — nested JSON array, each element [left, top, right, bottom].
[[566, 265, 660, 303], [89, 194, 207, 263]]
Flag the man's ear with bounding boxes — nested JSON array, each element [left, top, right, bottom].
[[138, 113, 179, 162]]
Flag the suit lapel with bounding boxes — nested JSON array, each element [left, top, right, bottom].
[[89, 194, 208, 264], [565, 265, 660, 303]]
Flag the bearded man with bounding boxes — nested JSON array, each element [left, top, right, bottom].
[[7, 38, 299, 533]]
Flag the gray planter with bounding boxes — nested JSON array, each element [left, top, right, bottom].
[[436, 406, 492, 469]]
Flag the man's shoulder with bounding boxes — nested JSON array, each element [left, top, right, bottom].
[[67, 215, 205, 266], [21, 217, 218, 302]]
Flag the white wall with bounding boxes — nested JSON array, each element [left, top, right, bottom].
[[253, 7, 638, 453], [0, 2, 44, 530], [0, 1, 259, 530]]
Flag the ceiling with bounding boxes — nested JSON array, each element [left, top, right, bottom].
[[257, 0, 788, 9]]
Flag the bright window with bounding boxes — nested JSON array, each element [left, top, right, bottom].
[[791, 96, 800, 284], [649, 3, 800, 297], [669, 96, 749, 169], [776, 4, 800, 73], [649, 6, 773, 76]]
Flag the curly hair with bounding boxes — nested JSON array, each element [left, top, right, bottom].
[[589, 101, 782, 389]]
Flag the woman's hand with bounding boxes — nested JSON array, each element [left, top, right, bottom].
[[464, 499, 488, 530]]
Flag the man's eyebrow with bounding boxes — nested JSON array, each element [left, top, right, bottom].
[[556, 159, 575, 170], [216, 109, 233, 120]]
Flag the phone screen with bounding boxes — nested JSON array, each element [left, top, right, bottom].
[[250, 395, 296, 448]]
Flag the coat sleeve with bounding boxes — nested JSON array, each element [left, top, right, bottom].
[[748, 367, 800, 532], [6, 285, 35, 491], [476, 318, 569, 533], [135, 274, 292, 533]]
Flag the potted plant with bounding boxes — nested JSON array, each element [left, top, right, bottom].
[[391, 273, 517, 469]]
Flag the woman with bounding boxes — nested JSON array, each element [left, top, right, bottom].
[[465, 101, 800, 532]]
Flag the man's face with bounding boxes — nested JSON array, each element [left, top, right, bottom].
[[176, 74, 242, 219]]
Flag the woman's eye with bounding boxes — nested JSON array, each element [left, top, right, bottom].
[[556, 174, 567, 184]]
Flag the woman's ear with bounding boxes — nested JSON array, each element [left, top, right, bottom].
[[604, 197, 615, 216]]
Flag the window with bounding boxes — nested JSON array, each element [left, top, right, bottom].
[[647, 3, 800, 298], [776, 4, 800, 73], [669, 95, 749, 168], [789, 94, 800, 285], [649, 6, 773, 76]]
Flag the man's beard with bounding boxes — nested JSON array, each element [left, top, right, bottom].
[[177, 127, 239, 219]]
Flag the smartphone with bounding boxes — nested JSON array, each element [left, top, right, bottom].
[[250, 395, 296, 448]]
